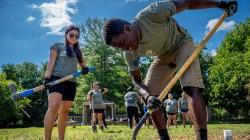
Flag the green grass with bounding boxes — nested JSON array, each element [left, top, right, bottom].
[[0, 124, 249, 140]]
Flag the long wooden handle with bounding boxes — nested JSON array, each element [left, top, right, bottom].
[[158, 12, 228, 101]]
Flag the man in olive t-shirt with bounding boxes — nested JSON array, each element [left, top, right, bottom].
[[102, 1, 237, 139]]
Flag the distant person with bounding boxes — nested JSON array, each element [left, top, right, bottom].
[[87, 82, 105, 132], [124, 86, 140, 129], [164, 93, 178, 128], [43, 25, 89, 140], [178, 92, 192, 128], [101, 88, 109, 129]]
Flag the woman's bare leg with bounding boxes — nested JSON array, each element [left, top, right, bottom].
[[44, 92, 62, 140], [57, 101, 73, 140]]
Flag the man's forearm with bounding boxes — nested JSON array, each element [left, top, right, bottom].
[[174, 0, 219, 13], [133, 80, 150, 101], [187, 0, 219, 9], [130, 70, 163, 110], [130, 69, 151, 101]]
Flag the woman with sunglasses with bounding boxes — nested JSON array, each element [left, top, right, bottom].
[[43, 25, 87, 140]]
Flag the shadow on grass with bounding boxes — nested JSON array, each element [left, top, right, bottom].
[[106, 130, 123, 133], [208, 118, 250, 124]]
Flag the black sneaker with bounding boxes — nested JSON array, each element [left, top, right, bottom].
[[100, 126, 104, 131], [92, 125, 97, 133]]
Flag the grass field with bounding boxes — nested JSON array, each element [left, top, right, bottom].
[[0, 124, 249, 140]]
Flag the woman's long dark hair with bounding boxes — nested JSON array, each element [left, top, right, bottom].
[[64, 25, 83, 63]]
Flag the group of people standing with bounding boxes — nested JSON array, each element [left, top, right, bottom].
[[164, 92, 193, 129], [124, 89, 193, 129]]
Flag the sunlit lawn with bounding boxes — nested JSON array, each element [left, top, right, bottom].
[[0, 124, 249, 140]]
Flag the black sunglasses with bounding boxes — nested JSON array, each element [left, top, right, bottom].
[[69, 33, 80, 39]]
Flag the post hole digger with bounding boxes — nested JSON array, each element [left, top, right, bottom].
[[8, 66, 96, 118], [132, 3, 238, 140]]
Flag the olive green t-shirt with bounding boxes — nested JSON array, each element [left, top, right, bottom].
[[50, 43, 78, 82], [123, 0, 193, 71]]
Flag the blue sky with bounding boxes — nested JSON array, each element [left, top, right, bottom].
[[0, 0, 249, 66]]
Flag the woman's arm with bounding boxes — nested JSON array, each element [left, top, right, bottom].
[[177, 99, 180, 110], [176, 100, 179, 111], [79, 59, 87, 69], [131, 69, 162, 110], [87, 92, 92, 102], [101, 88, 109, 95], [45, 49, 57, 78]]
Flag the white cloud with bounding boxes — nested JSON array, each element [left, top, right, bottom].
[[26, 16, 35, 22], [205, 18, 236, 33], [126, 0, 147, 2], [32, 0, 78, 35]]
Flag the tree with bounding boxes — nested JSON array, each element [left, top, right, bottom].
[[199, 51, 213, 105], [1, 62, 47, 126], [208, 18, 250, 118], [0, 73, 31, 127]]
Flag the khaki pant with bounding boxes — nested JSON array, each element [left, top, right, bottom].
[[145, 42, 204, 96]]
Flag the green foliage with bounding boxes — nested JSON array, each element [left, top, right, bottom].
[[2, 62, 44, 89], [1, 62, 47, 126], [0, 74, 17, 127], [208, 18, 250, 118], [0, 74, 30, 127], [199, 51, 214, 105]]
